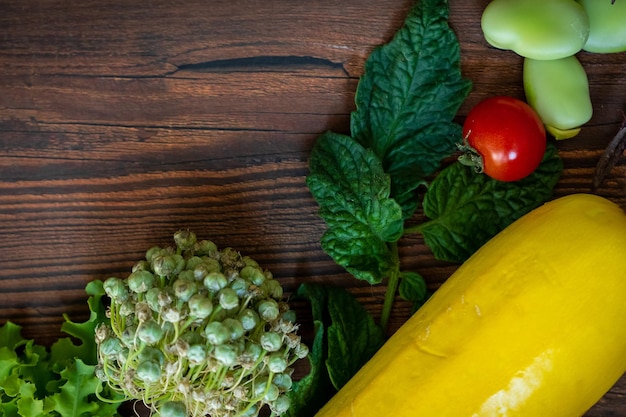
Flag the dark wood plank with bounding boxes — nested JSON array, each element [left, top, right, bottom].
[[1, 0, 626, 415]]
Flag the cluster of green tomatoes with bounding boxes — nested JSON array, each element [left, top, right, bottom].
[[95, 230, 307, 417], [481, 0, 626, 139]]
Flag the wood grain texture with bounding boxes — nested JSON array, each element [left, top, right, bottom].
[[1, 0, 626, 414]]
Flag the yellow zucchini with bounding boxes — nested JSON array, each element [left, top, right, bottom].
[[315, 193, 626, 417]]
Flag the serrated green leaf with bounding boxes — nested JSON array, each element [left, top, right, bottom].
[[51, 359, 101, 417], [16, 383, 44, 417], [325, 287, 385, 390], [52, 280, 109, 369], [398, 271, 429, 313], [286, 284, 336, 417], [307, 131, 403, 284], [0, 323, 25, 352], [0, 348, 18, 386], [420, 144, 563, 263], [16, 340, 56, 400], [351, 0, 472, 217], [289, 284, 386, 416]]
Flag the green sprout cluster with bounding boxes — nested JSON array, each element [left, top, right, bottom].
[[95, 230, 308, 417]]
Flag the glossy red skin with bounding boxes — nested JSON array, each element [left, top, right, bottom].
[[462, 96, 546, 182]]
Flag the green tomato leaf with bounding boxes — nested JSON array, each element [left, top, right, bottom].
[[398, 271, 429, 313], [289, 284, 386, 416], [420, 143, 563, 263], [325, 286, 385, 390], [351, 0, 472, 217], [307, 131, 404, 284], [286, 284, 336, 417]]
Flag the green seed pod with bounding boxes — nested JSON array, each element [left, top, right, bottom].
[[158, 401, 187, 417], [99, 337, 123, 357], [134, 301, 152, 322], [188, 294, 213, 320], [162, 306, 183, 323], [174, 229, 197, 251], [260, 331, 283, 353], [187, 344, 207, 364], [120, 325, 137, 347], [195, 239, 218, 256], [241, 404, 259, 417], [273, 372, 293, 391], [177, 269, 195, 282], [271, 395, 291, 415], [239, 309, 260, 331], [204, 321, 230, 345], [523, 55, 592, 139], [145, 246, 165, 263], [213, 343, 239, 366], [139, 346, 165, 366], [294, 342, 309, 359], [261, 279, 283, 299], [481, 0, 589, 60], [223, 317, 245, 340], [127, 270, 156, 294], [137, 319, 164, 345], [157, 289, 173, 307], [240, 265, 266, 286], [132, 260, 151, 272], [218, 288, 240, 310], [119, 300, 135, 316], [103, 277, 129, 302], [229, 277, 249, 297], [136, 360, 162, 383], [185, 256, 204, 272], [152, 254, 178, 277], [171, 254, 186, 276], [173, 277, 197, 302], [267, 352, 288, 373], [254, 377, 280, 402], [204, 272, 228, 292], [257, 299, 280, 322], [242, 341, 263, 364], [220, 247, 241, 268], [145, 287, 161, 312], [281, 309, 297, 324]]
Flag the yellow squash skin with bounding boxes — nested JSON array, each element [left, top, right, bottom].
[[315, 194, 626, 417]]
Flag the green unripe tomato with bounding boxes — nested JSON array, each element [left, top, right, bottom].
[[481, 0, 589, 60], [578, 0, 626, 53], [523, 55, 593, 139]]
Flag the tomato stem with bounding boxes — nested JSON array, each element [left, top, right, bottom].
[[379, 242, 400, 333], [456, 133, 485, 174]]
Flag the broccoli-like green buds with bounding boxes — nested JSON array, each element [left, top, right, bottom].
[[96, 230, 307, 417]]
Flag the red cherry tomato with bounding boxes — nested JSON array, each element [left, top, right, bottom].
[[461, 96, 546, 182]]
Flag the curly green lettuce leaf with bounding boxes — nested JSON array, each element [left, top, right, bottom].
[[0, 282, 122, 417], [307, 131, 404, 284], [419, 144, 563, 263], [351, 0, 472, 217], [50, 279, 108, 370], [50, 359, 102, 417]]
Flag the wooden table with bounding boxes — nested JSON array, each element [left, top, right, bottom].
[[1, 0, 625, 415]]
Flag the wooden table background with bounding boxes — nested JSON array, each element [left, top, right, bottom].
[[1, 0, 625, 415]]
